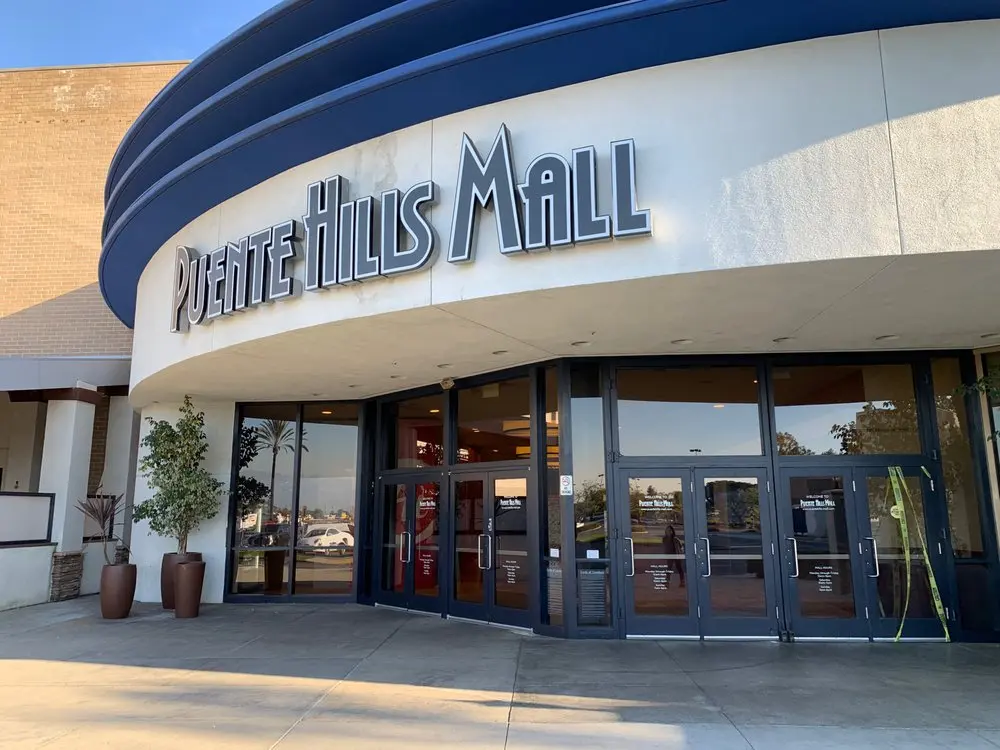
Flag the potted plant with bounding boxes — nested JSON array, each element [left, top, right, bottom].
[[77, 490, 135, 619], [133, 395, 225, 615]]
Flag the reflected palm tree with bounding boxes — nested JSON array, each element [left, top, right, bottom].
[[256, 419, 308, 519]]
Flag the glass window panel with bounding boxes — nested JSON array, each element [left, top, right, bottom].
[[705, 478, 766, 616], [932, 358, 985, 558], [454, 479, 485, 604], [390, 395, 444, 469], [293, 403, 358, 595], [787, 475, 856, 619], [868, 475, 938, 621], [570, 365, 611, 627], [231, 404, 296, 595], [457, 377, 532, 463], [414, 482, 441, 598], [543, 368, 563, 625], [494, 477, 529, 610], [628, 477, 689, 616], [774, 364, 920, 456], [617, 367, 762, 456], [380, 484, 407, 594]]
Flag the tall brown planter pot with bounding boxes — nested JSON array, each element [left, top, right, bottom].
[[264, 550, 287, 593], [175, 561, 207, 619], [161, 552, 203, 609], [100, 564, 137, 619]]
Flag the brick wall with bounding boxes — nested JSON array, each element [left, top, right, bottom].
[[87, 394, 110, 494], [0, 62, 187, 356]]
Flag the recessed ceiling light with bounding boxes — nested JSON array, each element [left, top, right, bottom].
[[429, 409, 440, 414], [348, 384, 359, 388], [981, 333, 1000, 340], [437, 363, 451, 369], [570, 341, 591, 347], [671, 339, 694, 345], [773, 336, 795, 343], [492, 350, 508, 355], [875, 334, 900, 341], [472, 428, 481, 433], [321, 410, 332, 415], [389, 375, 402, 379], [713, 404, 725, 409]]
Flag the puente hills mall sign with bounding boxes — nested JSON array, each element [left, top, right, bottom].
[[169, 125, 652, 333]]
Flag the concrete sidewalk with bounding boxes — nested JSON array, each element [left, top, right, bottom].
[[1, 598, 999, 749]]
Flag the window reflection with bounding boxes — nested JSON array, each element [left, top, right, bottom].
[[294, 403, 359, 595], [389, 395, 444, 469], [457, 377, 532, 463], [774, 364, 920, 456], [617, 367, 762, 456], [570, 365, 611, 627], [932, 358, 984, 558], [232, 404, 297, 595], [543, 368, 563, 626]]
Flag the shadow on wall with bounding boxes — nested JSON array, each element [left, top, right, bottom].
[[0, 283, 132, 358]]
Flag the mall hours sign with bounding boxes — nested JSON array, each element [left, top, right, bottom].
[[169, 124, 652, 333]]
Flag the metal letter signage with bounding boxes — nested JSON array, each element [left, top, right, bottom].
[[168, 124, 651, 332]]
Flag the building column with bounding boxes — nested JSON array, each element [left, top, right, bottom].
[[38, 394, 97, 553], [101, 395, 140, 554], [3, 401, 46, 492]]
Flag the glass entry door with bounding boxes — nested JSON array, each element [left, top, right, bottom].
[[616, 468, 780, 639], [450, 471, 532, 628], [693, 470, 781, 638], [376, 476, 444, 613], [775, 468, 870, 639], [856, 467, 950, 641], [776, 466, 950, 641]]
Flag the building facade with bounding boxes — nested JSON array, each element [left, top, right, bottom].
[[98, 1, 1000, 640], [0, 61, 184, 609]]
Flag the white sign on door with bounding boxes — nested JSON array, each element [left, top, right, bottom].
[[559, 475, 573, 496]]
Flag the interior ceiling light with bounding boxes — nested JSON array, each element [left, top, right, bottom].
[[773, 336, 795, 343], [981, 332, 1000, 339], [713, 404, 725, 409], [671, 338, 694, 345], [875, 334, 900, 341], [429, 409, 440, 414], [321, 410, 332, 415], [437, 363, 452, 369], [570, 340, 591, 347], [389, 375, 402, 379], [492, 350, 509, 355]]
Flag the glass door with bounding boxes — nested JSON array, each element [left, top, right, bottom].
[[692, 470, 781, 638], [450, 471, 532, 628], [615, 471, 699, 637], [375, 476, 444, 613], [775, 468, 870, 639], [856, 466, 951, 641]]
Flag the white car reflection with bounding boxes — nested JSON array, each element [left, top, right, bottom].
[[299, 524, 354, 556]]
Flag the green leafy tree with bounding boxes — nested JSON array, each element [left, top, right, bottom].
[[134, 396, 225, 554], [255, 419, 308, 519], [235, 424, 269, 520]]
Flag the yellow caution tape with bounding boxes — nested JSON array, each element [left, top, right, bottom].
[[887, 466, 950, 642]]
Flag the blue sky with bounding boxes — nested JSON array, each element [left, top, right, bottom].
[[0, 0, 278, 69]]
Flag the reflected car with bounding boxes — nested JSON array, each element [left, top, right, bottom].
[[299, 525, 354, 556]]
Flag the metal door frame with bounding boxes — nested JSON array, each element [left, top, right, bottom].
[[612, 467, 700, 638], [854, 464, 951, 641], [693, 467, 782, 639], [373, 472, 446, 614], [774, 465, 871, 640]]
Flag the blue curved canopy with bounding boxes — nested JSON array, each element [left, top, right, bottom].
[[100, 0, 1000, 327]]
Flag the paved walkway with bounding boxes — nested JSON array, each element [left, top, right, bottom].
[[1, 599, 999, 749]]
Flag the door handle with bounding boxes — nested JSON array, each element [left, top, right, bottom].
[[398, 532, 406, 563], [787, 537, 799, 578], [478, 534, 490, 570], [624, 537, 635, 577], [485, 534, 493, 570], [404, 531, 413, 564], [701, 537, 712, 578], [865, 536, 879, 578]]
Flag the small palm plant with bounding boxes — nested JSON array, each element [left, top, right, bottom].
[[76, 489, 129, 566], [255, 418, 307, 519]]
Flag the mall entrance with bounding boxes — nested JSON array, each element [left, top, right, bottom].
[[611, 463, 951, 641]]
